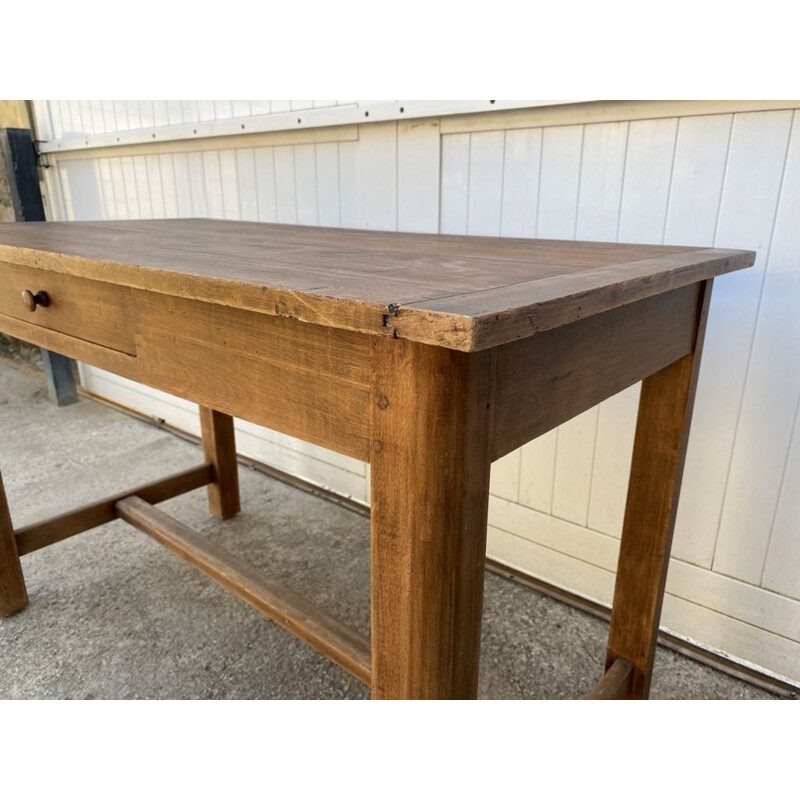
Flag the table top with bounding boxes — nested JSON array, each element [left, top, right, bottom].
[[0, 219, 755, 351]]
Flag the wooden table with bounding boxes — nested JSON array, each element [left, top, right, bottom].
[[0, 220, 754, 699]]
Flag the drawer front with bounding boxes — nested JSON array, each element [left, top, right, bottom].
[[0, 262, 136, 355]]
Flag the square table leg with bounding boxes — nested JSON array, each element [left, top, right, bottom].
[[0, 470, 28, 617], [199, 407, 241, 520], [605, 279, 713, 698], [369, 338, 495, 699]]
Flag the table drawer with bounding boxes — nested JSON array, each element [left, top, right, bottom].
[[0, 262, 136, 355]]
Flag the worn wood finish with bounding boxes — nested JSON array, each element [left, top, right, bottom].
[[14, 463, 213, 556], [588, 658, 634, 699], [0, 261, 136, 354], [605, 280, 714, 699], [370, 337, 495, 699], [0, 219, 755, 699], [0, 220, 755, 351], [0, 471, 28, 616], [0, 285, 372, 462], [492, 284, 701, 460], [116, 495, 371, 684], [199, 407, 240, 519]]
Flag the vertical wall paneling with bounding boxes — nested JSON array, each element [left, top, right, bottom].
[[439, 133, 470, 234], [232, 101, 252, 119], [762, 398, 800, 598], [337, 139, 363, 230], [577, 123, 638, 537], [58, 160, 103, 220], [659, 114, 733, 564], [360, 122, 398, 230], [554, 122, 628, 527], [538, 124, 587, 523], [158, 155, 178, 218], [218, 150, 240, 220], [201, 151, 225, 219], [714, 112, 800, 583], [166, 101, 184, 126], [294, 144, 319, 226], [397, 120, 440, 233], [536, 125, 584, 239], [617, 118, 679, 243], [674, 111, 794, 568], [145, 155, 165, 218], [235, 149, 259, 221], [464, 130, 519, 501], [507, 129, 554, 515], [273, 146, 298, 224], [254, 148, 278, 223], [500, 128, 542, 237], [466, 131, 505, 235], [575, 122, 628, 241], [315, 142, 341, 228]]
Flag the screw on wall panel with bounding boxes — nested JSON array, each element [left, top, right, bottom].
[[241, 124, 245, 129], [400, 107, 404, 113], [490, 99, 496, 104], [297, 118, 301, 124], [364, 111, 369, 117]]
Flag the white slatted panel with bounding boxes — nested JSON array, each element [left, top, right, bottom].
[[714, 113, 800, 583], [674, 111, 794, 568], [41, 103, 800, 685], [43, 100, 366, 139]]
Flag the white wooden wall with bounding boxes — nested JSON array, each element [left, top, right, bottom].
[[31, 101, 800, 685], [39, 100, 350, 138]]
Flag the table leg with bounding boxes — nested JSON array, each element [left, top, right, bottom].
[[369, 338, 495, 699], [199, 407, 240, 520], [0, 470, 28, 617], [605, 279, 713, 698]]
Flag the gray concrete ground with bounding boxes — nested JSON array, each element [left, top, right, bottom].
[[0, 360, 776, 699]]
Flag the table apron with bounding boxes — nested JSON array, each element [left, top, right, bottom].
[[491, 283, 702, 461], [0, 287, 373, 462]]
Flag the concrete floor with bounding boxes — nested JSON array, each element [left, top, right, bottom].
[[0, 360, 776, 699]]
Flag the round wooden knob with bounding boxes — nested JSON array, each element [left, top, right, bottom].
[[21, 289, 50, 312]]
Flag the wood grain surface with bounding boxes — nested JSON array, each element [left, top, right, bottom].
[[14, 463, 214, 556], [116, 495, 371, 683], [605, 280, 714, 698], [0, 284, 373, 462], [0, 219, 755, 351], [0, 470, 28, 616], [370, 338, 495, 698], [199, 407, 241, 519], [492, 284, 701, 459]]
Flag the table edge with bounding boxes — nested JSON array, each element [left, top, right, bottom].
[[0, 241, 755, 352]]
